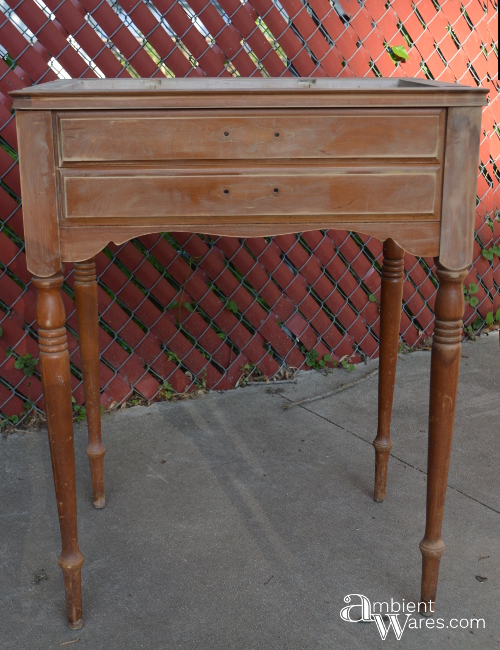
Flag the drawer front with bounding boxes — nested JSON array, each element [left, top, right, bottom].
[[61, 168, 439, 224], [58, 110, 443, 164]]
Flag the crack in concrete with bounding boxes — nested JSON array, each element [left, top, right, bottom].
[[279, 393, 500, 517]]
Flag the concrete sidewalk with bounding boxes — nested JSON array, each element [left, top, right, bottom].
[[1, 334, 499, 649]]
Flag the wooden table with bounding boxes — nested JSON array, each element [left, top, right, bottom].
[[11, 78, 487, 629]]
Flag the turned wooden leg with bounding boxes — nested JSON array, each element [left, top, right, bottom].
[[419, 264, 467, 616], [373, 239, 405, 502], [33, 271, 84, 629], [74, 259, 106, 509]]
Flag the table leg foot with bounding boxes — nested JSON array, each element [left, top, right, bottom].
[[33, 271, 85, 629], [373, 440, 392, 503], [419, 263, 467, 615], [373, 239, 404, 502], [61, 553, 85, 627], [86, 446, 105, 509], [419, 540, 445, 616], [74, 259, 106, 509], [69, 619, 84, 631]]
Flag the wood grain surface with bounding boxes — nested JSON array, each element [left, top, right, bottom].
[[15, 111, 61, 277], [58, 110, 443, 163], [61, 168, 440, 223]]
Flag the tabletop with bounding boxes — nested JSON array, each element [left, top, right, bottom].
[[11, 76, 487, 108]]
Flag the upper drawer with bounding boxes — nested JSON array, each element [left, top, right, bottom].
[[57, 110, 444, 164]]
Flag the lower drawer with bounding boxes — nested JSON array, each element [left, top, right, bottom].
[[61, 168, 439, 225]]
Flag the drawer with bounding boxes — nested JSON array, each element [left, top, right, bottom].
[[57, 110, 443, 164], [61, 167, 439, 225]]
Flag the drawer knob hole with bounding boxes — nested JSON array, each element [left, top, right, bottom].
[[224, 131, 229, 137], [273, 188, 279, 194], [274, 132, 280, 138], [223, 189, 229, 194]]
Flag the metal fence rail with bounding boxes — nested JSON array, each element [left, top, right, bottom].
[[0, 0, 498, 425]]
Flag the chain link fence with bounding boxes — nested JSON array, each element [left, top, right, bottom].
[[0, 0, 498, 426]]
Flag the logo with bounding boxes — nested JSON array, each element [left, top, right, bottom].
[[340, 594, 416, 640], [340, 594, 485, 639]]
